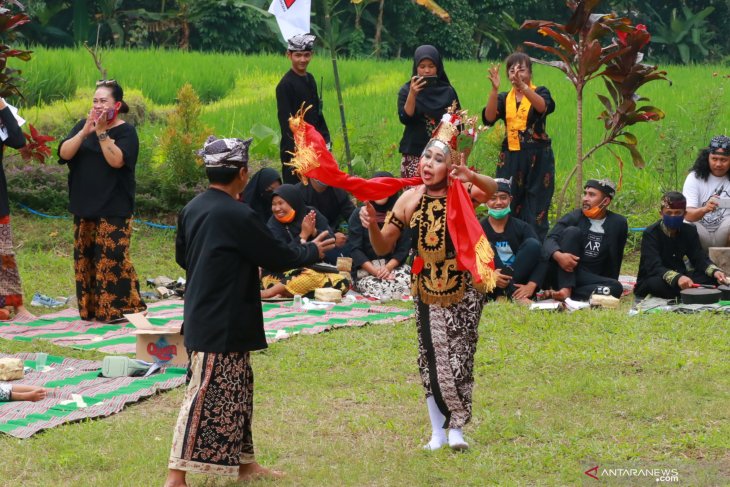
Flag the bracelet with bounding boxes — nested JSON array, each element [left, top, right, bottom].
[[300, 238, 307, 244], [98, 132, 109, 141]]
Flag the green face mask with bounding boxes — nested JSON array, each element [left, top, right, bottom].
[[488, 207, 511, 219]]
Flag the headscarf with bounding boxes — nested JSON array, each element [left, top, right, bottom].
[[370, 171, 399, 223], [242, 167, 281, 222], [709, 135, 730, 155], [270, 184, 330, 241], [287, 33, 316, 52], [403, 45, 459, 119], [198, 135, 252, 168], [585, 178, 617, 199]]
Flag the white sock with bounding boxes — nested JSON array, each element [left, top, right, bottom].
[[423, 396, 447, 450], [448, 428, 469, 450]]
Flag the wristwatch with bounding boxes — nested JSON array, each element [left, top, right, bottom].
[[98, 131, 109, 141]]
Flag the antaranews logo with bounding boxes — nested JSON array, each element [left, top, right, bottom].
[[584, 465, 680, 482]]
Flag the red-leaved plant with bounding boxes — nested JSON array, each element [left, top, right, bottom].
[[19, 124, 54, 163], [0, 1, 54, 163], [522, 0, 670, 213]]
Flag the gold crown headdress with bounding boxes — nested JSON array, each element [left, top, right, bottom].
[[425, 102, 485, 165]]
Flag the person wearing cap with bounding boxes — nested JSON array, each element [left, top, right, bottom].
[[543, 179, 628, 301], [398, 44, 460, 178], [479, 179, 546, 304], [276, 33, 330, 184], [295, 177, 355, 252], [635, 191, 727, 299], [682, 135, 730, 251], [166, 136, 335, 486], [58, 79, 146, 323]]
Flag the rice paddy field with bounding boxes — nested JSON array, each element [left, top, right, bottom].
[[13, 47, 730, 225]]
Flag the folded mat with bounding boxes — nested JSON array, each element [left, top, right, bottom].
[[0, 352, 185, 438]]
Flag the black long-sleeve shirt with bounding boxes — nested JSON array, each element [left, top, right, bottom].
[[543, 209, 628, 280], [0, 106, 27, 217], [176, 188, 320, 353], [346, 207, 411, 272], [636, 221, 721, 288], [276, 70, 330, 163], [296, 182, 355, 230]]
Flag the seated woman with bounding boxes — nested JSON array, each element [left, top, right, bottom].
[[241, 166, 282, 224], [262, 184, 350, 299], [347, 172, 412, 300]]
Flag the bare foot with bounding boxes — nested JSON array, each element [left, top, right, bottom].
[[163, 469, 187, 487], [238, 462, 286, 482], [550, 288, 572, 301], [11, 386, 47, 402], [514, 297, 533, 306]]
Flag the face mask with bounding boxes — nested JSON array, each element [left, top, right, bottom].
[[582, 206, 603, 219], [274, 208, 296, 224], [488, 207, 511, 219], [662, 214, 684, 230]]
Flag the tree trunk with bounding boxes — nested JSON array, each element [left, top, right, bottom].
[[574, 85, 584, 209], [324, 2, 353, 170], [373, 0, 385, 58]]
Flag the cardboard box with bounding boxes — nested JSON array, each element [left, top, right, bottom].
[[125, 313, 188, 366]]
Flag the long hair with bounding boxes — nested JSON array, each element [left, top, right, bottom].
[[690, 148, 730, 181]]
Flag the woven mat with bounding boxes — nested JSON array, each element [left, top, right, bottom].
[[0, 352, 186, 438], [0, 300, 414, 354]]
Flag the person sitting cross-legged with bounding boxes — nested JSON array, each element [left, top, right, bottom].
[[543, 179, 628, 301], [479, 179, 546, 304], [635, 191, 728, 299]]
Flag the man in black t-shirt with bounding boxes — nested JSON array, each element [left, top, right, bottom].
[[276, 33, 330, 184], [480, 179, 546, 303], [543, 179, 628, 301]]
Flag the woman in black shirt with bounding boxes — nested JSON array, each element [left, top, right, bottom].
[[58, 80, 146, 322], [397, 45, 459, 178]]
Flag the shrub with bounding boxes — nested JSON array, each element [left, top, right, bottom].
[[155, 83, 210, 209]]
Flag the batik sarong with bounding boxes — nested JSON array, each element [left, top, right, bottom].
[[0, 216, 23, 309], [415, 284, 485, 429], [0, 382, 11, 401], [169, 351, 255, 477], [261, 267, 350, 298], [73, 216, 146, 322], [354, 263, 411, 300], [400, 154, 421, 179]]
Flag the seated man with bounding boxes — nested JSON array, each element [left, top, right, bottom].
[[479, 179, 546, 303], [635, 191, 728, 299], [296, 178, 355, 252], [543, 179, 627, 300], [682, 135, 730, 251]]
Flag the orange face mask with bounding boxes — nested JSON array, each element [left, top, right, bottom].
[[274, 208, 296, 224], [582, 200, 607, 219]]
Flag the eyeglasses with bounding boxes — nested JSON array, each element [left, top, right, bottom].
[[95, 79, 117, 87]]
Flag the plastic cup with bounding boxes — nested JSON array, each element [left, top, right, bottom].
[[293, 295, 303, 311], [35, 352, 48, 371]]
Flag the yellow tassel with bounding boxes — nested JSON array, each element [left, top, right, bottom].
[[474, 235, 497, 292], [285, 104, 320, 183]]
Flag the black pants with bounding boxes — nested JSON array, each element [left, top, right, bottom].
[[546, 226, 622, 300], [634, 272, 715, 299], [488, 237, 543, 299]]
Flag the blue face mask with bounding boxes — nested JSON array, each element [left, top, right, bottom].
[[662, 214, 684, 230], [488, 207, 511, 219]]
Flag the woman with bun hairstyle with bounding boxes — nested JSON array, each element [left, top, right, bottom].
[[58, 80, 146, 322]]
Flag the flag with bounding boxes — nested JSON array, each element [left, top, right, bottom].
[[268, 0, 311, 43]]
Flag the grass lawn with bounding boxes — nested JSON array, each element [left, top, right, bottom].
[[0, 213, 728, 486]]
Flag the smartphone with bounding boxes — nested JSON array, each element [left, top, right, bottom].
[[106, 108, 116, 121], [420, 76, 439, 88]]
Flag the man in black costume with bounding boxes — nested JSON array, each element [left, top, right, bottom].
[[276, 33, 330, 184], [166, 136, 334, 486], [543, 179, 627, 301], [634, 191, 727, 299]]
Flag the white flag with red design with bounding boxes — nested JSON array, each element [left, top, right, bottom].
[[268, 0, 311, 43]]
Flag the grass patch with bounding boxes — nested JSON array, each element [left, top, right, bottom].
[[1, 213, 728, 485]]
